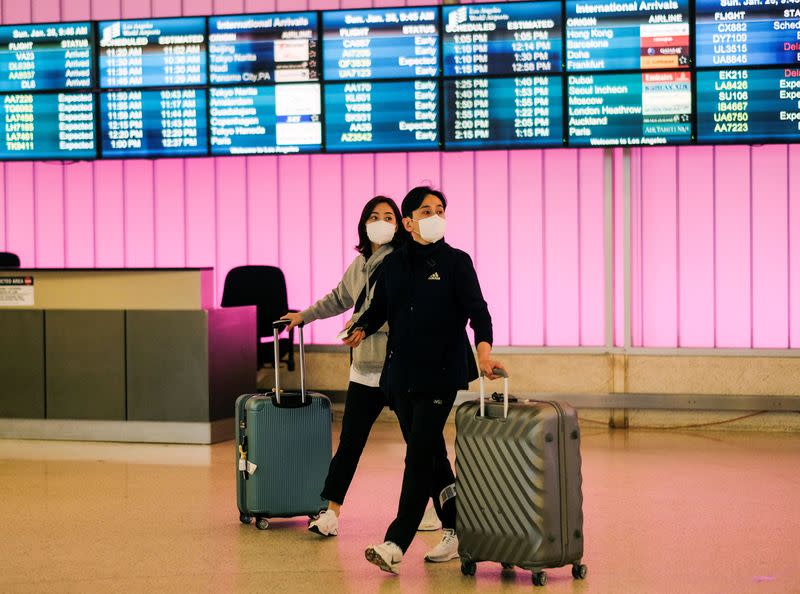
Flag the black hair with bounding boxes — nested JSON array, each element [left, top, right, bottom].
[[355, 195, 407, 258], [401, 186, 447, 218]]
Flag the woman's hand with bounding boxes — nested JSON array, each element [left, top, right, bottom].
[[280, 311, 304, 330], [343, 328, 366, 349]]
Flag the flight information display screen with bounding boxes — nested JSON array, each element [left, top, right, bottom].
[[568, 71, 693, 145], [0, 22, 93, 92], [209, 83, 322, 155], [208, 12, 319, 84], [322, 7, 439, 80], [444, 76, 563, 149], [98, 17, 207, 88], [99, 88, 207, 158], [565, 0, 691, 71], [697, 67, 800, 142], [442, 2, 563, 76], [695, 0, 800, 67], [324, 79, 439, 151], [0, 92, 96, 159]]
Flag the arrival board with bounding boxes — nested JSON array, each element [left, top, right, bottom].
[[100, 88, 207, 157], [208, 12, 319, 84], [444, 76, 563, 149], [324, 79, 439, 151], [568, 70, 693, 145], [697, 67, 800, 142], [695, 0, 800, 67], [442, 2, 563, 76], [0, 92, 96, 159], [98, 17, 207, 88], [322, 7, 439, 80], [565, 0, 691, 70], [0, 22, 93, 92], [210, 83, 322, 154]]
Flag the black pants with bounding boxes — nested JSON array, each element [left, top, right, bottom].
[[385, 391, 457, 553], [321, 382, 386, 505]]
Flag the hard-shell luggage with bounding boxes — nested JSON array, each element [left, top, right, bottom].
[[236, 321, 332, 530], [455, 370, 587, 586]]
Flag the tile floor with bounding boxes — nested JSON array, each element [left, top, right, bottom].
[[1, 422, 799, 593]]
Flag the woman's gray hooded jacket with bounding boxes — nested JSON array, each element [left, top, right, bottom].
[[300, 244, 392, 375]]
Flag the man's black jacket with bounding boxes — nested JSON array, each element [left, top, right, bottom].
[[355, 239, 493, 395]]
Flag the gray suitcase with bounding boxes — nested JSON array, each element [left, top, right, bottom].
[[236, 321, 331, 530], [455, 371, 587, 586]]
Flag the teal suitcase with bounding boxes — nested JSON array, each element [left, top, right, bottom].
[[236, 322, 331, 530]]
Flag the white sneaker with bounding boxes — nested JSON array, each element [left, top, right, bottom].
[[418, 505, 442, 531], [424, 528, 460, 563], [365, 541, 403, 574], [308, 509, 338, 537]]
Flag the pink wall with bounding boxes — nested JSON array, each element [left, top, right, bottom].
[[630, 144, 800, 349], [1, 0, 798, 349]]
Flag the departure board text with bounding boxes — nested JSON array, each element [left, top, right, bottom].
[[99, 18, 207, 88], [445, 76, 563, 149], [208, 12, 319, 84], [0, 22, 93, 92], [100, 88, 207, 157], [442, 2, 563, 76], [325, 79, 439, 151], [568, 71, 693, 145], [566, 0, 691, 70], [323, 8, 439, 80], [0, 92, 95, 159]]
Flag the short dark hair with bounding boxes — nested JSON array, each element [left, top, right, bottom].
[[401, 186, 447, 218], [355, 196, 407, 257]]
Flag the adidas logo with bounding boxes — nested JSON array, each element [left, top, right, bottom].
[[428, 272, 441, 281]]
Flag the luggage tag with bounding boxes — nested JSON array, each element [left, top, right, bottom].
[[238, 459, 247, 472], [246, 461, 257, 475]]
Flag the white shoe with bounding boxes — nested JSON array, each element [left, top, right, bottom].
[[308, 509, 338, 537], [365, 541, 403, 574], [424, 528, 460, 563], [418, 505, 442, 531]]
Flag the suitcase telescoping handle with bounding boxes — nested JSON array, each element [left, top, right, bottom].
[[272, 319, 306, 405], [479, 368, 510, 419]]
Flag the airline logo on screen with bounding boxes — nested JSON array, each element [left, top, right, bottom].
[[102, 22, 121, 44], [447, 7, 468, 29]]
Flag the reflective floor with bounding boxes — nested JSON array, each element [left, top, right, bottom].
[[1, 422, 799, 593]]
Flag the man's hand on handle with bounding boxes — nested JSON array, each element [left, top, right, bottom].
[[477, 341, 506, 380]]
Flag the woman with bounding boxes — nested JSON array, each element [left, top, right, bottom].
[[346, 186, 505, 574], [281, 196, 406, 538]]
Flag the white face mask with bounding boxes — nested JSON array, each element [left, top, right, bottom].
[[417, 215, 446, 243], [366, 220, 396, 245]]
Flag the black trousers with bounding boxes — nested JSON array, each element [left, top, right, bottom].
[[385, 391, 457, 553], [320, 381, 386, 505]]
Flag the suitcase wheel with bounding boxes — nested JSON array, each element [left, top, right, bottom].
[[239, 513, 253, 525], [501, 563, 514, 570], [572, 564, 588, 580], [460, 561, 477, 577], [532, 571, 547, 587], [255, 517, 270, 530]]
